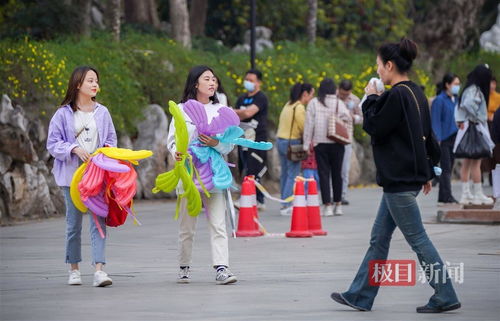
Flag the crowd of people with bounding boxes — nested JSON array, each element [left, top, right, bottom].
[[46, 34, 500, 313]]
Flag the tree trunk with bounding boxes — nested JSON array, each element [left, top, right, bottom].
[[169, 0, 192, 49], [189, 0, 208, 37], [307, 0, 317, 44], [411, 0, 486, 76], [110, 0, 121, 41], [75, 0, 92, 37], [124, 0, 160, 28]]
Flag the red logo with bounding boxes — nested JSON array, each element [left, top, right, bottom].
[[369, 260, 416, 286]]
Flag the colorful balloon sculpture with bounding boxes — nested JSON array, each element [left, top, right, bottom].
[[153, 100, 272, 218], [70, 147, 153, 227]]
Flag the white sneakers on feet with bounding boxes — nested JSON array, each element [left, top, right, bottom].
[[216, 266, 237, 285], [472, 183, 494, 205], [280, 206, 292, 216], [334, 204, 343, 216], [257, 202, 266, 211], [323, 205, 334, 217], [68, 270, 82, 285], [93, 270, 112, 287], [177, 267, 190, 284]]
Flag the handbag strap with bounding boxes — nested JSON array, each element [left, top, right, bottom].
[[288, 102, 298, 147], [398, 83, 426, 141]]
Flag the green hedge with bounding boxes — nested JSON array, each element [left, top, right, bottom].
[[1, 31, 498, 143]]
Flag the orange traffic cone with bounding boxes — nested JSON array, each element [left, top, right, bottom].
[[236, 177, 264, 237], [286, 179, 313, 238], [307, 179, 327, 236]]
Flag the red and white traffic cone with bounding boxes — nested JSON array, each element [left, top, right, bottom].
[[236, 176, 263, 237], [286, 179, 313, 238], [307, 179, 327, 236]]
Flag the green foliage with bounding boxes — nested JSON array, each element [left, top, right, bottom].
[[317, 0, 414, 49], [2, 31, 498, 142], [204, 0, 413, 49], [0, 0, 79, 39]]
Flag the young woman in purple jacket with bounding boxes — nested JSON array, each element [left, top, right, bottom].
[[46, 66, 117, 287]]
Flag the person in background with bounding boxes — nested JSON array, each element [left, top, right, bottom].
[[337, 79, 363, 206], [215, 76, 230, 107], [431, 73, 460, 204], [47, 66, 117, 287], [330, 37, 460, 314], [488, 76, 500, 121], [234, 69, 269, 210], [303, 78, 350, 216], [276, 83, 314, 216], [482, 76, 500, 182], [455, 64, 494, 205]]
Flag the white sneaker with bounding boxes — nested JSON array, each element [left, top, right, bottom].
[[257, 202, 266, 211], [68, 270, 82, 285], [472, 183, 494, 205], [334, 204, 343, 216], [215, 267, 237, 285], [459, 181, 474, 205], [323, 205, 334, 217], [93, 270, 112, 287], [177, 267, 190, 284], [280, 207, 292, 216]]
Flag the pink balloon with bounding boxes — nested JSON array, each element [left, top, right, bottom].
[[84, 193, 108, 217], [92, 153, 130, 173]]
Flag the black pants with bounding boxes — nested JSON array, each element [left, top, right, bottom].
[[438, 134, 456, 202], [238, 147, 267, 203], [314, 143, 345, 204]]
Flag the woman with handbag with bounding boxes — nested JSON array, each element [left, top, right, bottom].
[[276, 83, 314, 215], [330, 38, 460, 313], [454, 64, 494, 205], [303, 78, 350, 216]]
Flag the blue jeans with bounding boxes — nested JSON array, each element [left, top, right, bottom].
[[303, 168, 319, 195], [341, 191, 459, 310], [277, 138, 302, 207], [62, 187, 106, 265]]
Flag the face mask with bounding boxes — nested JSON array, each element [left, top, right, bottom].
[[347, 101, 355, 110], [244, 80, 255, 92], [451, 85, 460, 95]]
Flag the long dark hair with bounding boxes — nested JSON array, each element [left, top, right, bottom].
[[289, 82, 313, 104], [318, 78, 336, 107], [436, 72, 457, 96], [459, 64, 492, 104], [377, 37, 418, 73], [181, 65, 219, 103], [60, 66, 99, 111], [216, 76, 230, 106]]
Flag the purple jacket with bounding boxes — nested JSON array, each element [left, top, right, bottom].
[[46, 103, 117, 186]]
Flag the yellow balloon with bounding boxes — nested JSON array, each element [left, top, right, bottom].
[[70, 162, 88, 212], [97, 147, 153, 161]]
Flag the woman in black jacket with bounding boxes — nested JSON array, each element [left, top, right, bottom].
[[330, 38, 461, 314]]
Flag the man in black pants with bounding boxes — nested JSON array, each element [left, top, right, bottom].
[[234, 69, 269, 209]]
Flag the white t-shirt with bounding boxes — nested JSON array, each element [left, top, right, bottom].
[[74, 110, 99, 154]]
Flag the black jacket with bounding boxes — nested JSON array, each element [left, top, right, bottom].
[[362, 81, 439, 193]]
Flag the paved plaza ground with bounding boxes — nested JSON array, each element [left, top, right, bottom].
[[1, 184, 499, 321]]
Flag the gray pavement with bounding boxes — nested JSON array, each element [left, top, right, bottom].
[[1, 183, 499, 321]]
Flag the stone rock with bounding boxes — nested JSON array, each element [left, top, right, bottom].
[[0, 95, 63, 224], [348, 142, 361, 185], [480, 4, 500, 53], [91, 5, 105, 30], [0, 153, 12, 175], [353, 141, 377, 184], [233, 26, 274, 53], [133, 104, 171, 199], [1, 161, 57, 221]]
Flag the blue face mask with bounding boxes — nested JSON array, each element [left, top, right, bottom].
[[451, 85, 460, 95], [244, 80, 255, 92]]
